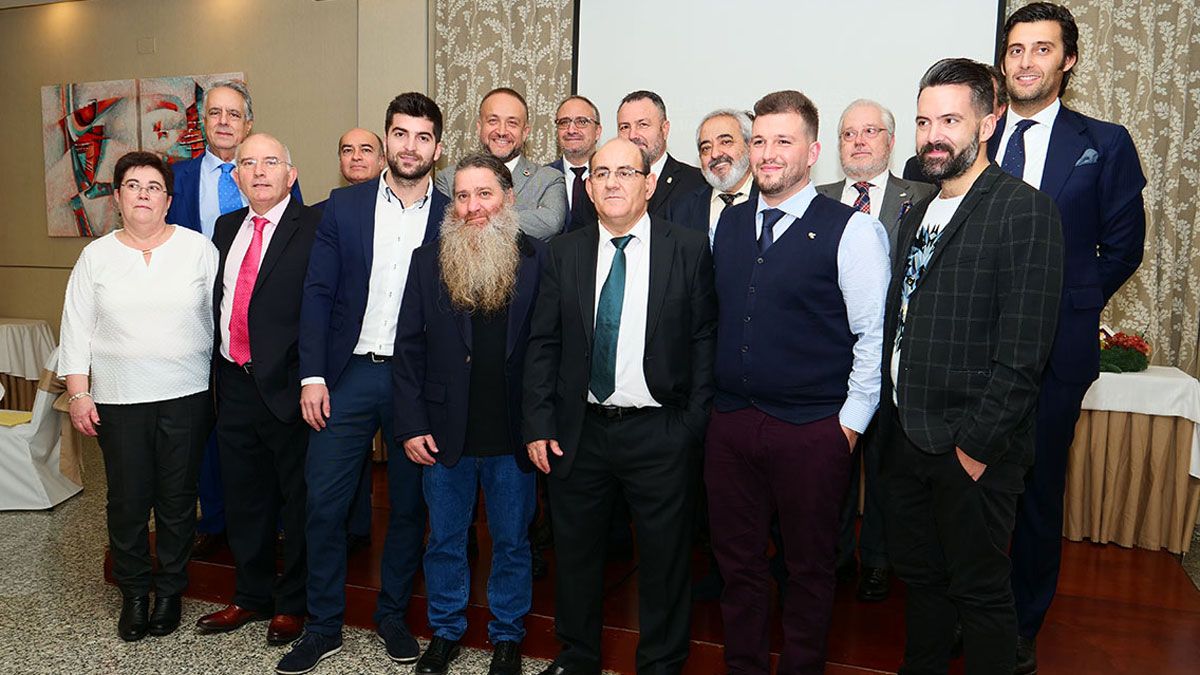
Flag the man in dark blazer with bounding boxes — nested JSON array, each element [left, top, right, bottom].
[[669, 108, 758, 246], [816, 99, 934, 602], [523, 138, 716, 675], [882, 59, 1063, 675], [196, 134, 318, 648], [992, 5, 1146, 672], [278, 93, 448, 675], [394, 155, 547, 675], [549, 95, 602, 233], [615, 90, 706, 220]]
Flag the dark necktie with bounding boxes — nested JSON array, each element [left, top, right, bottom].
[[758, 208, 785, 253], [570, 166, 588, 217], [1000, 119, 1037, 180], [851, 181, 873, 214], [589, 235, 633, 402], [718, 191, 742, 207], [218, 163, 242, 215]]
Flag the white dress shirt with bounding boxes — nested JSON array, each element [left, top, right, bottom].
[[218, 195, 290, 363], [561, 156, 589, 210], [59, 227, 219, 404], [198, 148, 247, 239], [837, 169, 890, 216], [588, 213, 659, 408], [707, 173, 754, 245], [649, 153, 668, 182], [994, 98, 1061, 190]]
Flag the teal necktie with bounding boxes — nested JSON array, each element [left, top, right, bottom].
[[589, 235, 633, 402]]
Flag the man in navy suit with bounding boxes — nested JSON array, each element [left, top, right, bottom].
[[549, 95, 602, 233], [992, 5, 1146, 673], [616, 90, 707, 220], [394, 154, 547, 675], [277, 93, 448, 675], [668, 108, 757, 246]]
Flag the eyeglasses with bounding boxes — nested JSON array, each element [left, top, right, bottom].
[[237, 157, 290, 170], [590, 167, 647, 182], [119, 180, 167, 195], [840, 126, 889, 142], [555, 116, 598, 129]]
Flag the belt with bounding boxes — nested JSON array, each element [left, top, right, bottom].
[[222, 359, 253, 374], [356, 352, 392, 363], [586, 402, 656, 420]]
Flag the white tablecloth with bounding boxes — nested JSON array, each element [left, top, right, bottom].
[[1080, 366, 1200, 478], [0, 318, 56, 381]]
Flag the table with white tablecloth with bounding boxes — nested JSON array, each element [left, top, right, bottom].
[[0, 318, 57, 411], [1065, 366, 1200, 554]]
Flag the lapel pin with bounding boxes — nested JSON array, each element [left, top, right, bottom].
[[666, 176, 673, 184], [808, 231, 816, 239], [523, 169, 531, 177]]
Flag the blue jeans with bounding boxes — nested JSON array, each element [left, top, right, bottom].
[[304, 356, 426, 635], [423, 454, 535, 643]]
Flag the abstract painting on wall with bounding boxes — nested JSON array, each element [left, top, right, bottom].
[[40, 72, 244, 237]]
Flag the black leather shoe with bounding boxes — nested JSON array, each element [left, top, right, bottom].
[[537, 662, 600, 675], [488, 640, 522, 675], [148, 593, 182, 636], [856, 567, 891, 602], [1015, 636, 1037, 674], [532, 547, 549, 580], [118, 595, 150, 641], [416, 636, 461, 675]]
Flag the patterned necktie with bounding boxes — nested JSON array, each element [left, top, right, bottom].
[[1000, 119, 1037, 181], [759, 208, 785, 253], [218, 163, 242, 215], [570, 166, 588, 216], [589, 235, 633, 402], [718, 191, 743, 207], [852, 181, 873, 214], [228, 216, 269, 366]]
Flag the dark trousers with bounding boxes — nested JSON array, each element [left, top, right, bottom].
[[95, 390, 212, 597], [836, 419, 889, 570], [347, 452, 373, 538], [1010, 371, 1091, 638], [215, 361, 309, 615], [706, 408, 853, 675], [304, 355, 426, 635], [549, 407, 697, 675], [884, 413, 1024, 675], [196, 432, 225, 534]]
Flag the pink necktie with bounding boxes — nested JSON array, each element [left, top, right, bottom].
[[228, 216, 268, 365]]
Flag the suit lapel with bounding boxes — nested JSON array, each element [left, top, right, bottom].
[[1040, 107, 1088, 203], [252, 200, 300, 299], [576, 226, 599, 346], [506, 238, 538, 358], [358, 183, 379, 274], [188, 161, 203, 235], [879, 174, 915, 231], [644, 218, 674, 344], [512, 156, 533, 202], [649, 155, 677, 213], [913, 167, 999, 291]]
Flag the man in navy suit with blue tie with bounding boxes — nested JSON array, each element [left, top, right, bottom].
[[276, 93, 449, 675], [992, 5, 1146, 673]]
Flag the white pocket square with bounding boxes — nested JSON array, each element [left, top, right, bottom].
[[1075, 149, 1099, 166]]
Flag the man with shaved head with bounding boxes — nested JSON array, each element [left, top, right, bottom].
[[524, 137, 716, 675], [338, 128, 386, 184], [197, 133, 321, 649]]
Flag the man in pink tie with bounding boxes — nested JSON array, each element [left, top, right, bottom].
[[196, 133, 322, 649]]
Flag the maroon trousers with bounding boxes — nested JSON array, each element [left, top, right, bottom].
[[706, 407, 854, 675]]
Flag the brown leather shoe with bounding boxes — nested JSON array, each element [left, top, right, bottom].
[[267, 614, 305, 646], [195, 604, 268, 634]]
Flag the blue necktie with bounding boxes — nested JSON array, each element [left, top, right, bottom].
[[218, 163, 242, 215], [1000, 119, 1037, 181], [589, 235, 633, 402], [759, 208, 785, 252]]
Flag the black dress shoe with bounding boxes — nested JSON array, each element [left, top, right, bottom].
[[532, 547, 549, 580], [416, 636, 461, 675], [118, 595, 150, 642], [856, 567, 891, 602], [488, 640, 522, 675], [148, 593, 182, 636], [1015, 635, 1037, 674]]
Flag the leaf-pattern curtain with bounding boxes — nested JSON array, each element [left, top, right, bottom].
[[432, 0, 574, 168]]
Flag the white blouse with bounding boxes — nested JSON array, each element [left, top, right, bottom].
[[59, 226, 219, 405]]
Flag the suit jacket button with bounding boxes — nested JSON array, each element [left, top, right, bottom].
[[756, 257, 764, 264], [465, 355, 471, 364]]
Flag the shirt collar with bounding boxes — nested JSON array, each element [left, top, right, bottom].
[[711, 173, 753, 202], [598, 210, 651, 247], [247, 194, 290, 225], [378, 169, 433, 208], [650, 153, 669, 182], [757, 181, 817, 221], [845, 169, 890, 190], [563, 156, 589, 173], [1005, 97, 1061, 130], [202, 147, 234, 173], [505, 155, 522, 175]]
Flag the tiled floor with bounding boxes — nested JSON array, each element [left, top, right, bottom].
[[0, 440, 551, 675]]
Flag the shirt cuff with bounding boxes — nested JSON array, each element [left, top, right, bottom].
[[300, 377, 326, 387], [838, 398, 877, 435]]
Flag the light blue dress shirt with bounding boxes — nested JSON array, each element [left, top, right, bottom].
[[197, 148, 247, 239]]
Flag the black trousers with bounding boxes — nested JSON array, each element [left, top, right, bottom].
[[215, 361, 309, 615], [96, 390, 212, 598], [883, 413, 1024, 675], [836, 418, 889, 570], [549, 407, 698, 675]]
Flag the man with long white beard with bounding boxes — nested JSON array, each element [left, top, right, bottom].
[[393, 154, 548, 675]]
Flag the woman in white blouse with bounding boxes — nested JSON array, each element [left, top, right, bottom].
[[59, 151, 218, 642]]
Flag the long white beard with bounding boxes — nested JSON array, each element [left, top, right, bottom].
[[438, 204, 522, 315]]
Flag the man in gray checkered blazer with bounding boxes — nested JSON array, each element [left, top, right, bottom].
[[880, 59, 1064, 675]]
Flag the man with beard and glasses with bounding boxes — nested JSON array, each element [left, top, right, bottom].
[[393, 154, 547, 675], [669, 109, 759, 247], [437, 87, 567, 241], [816, 99, 934, 604], [881, 58, 1062, 675], [989, 5, 1146, 673], [707, 90, 890, 675], [280, 92, 449, 675], [616, 90, 706, 220], [550, 95, 603, 233]]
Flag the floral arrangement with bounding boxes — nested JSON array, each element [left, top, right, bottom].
[[1099, 331, 1151, 373]]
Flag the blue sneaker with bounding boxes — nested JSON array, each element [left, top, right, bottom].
[[276, 631, 342, 674], [377, 617, 420, 664]]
